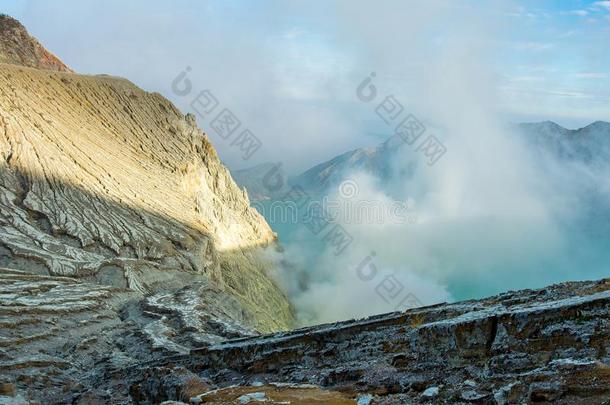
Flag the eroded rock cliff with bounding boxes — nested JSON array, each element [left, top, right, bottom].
[[0, 17, 294, 397], [0, 62, 292, 332]]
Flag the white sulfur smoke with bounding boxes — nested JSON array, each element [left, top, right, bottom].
[[268, 1, 609, 325]]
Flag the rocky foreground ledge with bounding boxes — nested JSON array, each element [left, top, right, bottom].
[[123, 278, 609, 404], [1, 273, 609, 403]]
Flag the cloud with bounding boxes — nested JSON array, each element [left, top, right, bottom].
[[7, 0, 610, 172], [573, 72, 607, 79], [266, 0, 580, 325], [12, 0, 373, 174], [508, 75, 546, 83], [6, 0, 610, 326], [568, 10, 589, 16], [513, 42, 555, 51], [592, 1, 610, 11], [265, 0, 610, 326], [557, 30, 577, 39]]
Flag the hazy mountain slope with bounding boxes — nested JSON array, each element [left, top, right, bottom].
[[231, 139, 405, 202], [232, 162, 290, 201], [0, 15, 72, 72], [519, 120, 610, 164], [292, 135, 407, 194], [268, 121, 610, 196], [231, 134, 411, 201]]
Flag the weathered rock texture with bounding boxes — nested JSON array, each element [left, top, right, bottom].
[[0, 20, 295, 399], [123, 278, 609, 404], [0, 15, 72, 72], [0, 266, 275, 403], [4, 275, 608, 403], [0, 60, 293, 331], [0, 16, 297, 403]]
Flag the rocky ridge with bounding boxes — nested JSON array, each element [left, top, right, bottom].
[[3, 273, 609, 402], [127, 278, 609, 404]]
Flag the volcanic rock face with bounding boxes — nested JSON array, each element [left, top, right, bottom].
[[0, 62, 293, 326], [129, 278, 610, 404], [0, 267, 271, 403], [0, 17, 293, 403], [0, 15, 72, 72], [0, 55, 293, 330]]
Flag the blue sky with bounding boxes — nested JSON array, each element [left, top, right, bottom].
[[497, 1, 610, 123], [1, 0, 609, 172]]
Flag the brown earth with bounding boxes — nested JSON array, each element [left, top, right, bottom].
[[0, 15, 72, 72]]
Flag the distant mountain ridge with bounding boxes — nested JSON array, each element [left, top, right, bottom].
[[232, 162, 290, 201], [518, 120, 610, 164], [234, 134, 411, 200], [518, 120, 610, 137], [292, 134, 407, 194], [234, 120, 610, 201]]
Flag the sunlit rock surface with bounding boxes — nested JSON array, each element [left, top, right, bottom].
[[0, 57, 293, 332], [0, 16, 294, 403]]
